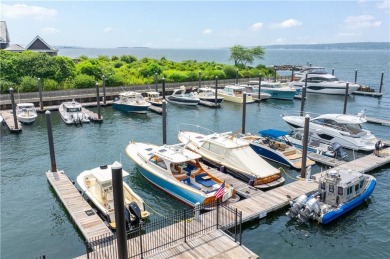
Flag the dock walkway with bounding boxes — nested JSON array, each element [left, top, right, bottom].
[[0, 110, 22, 133], [307, 151, 346, 167], [365, 116, 390, 126]]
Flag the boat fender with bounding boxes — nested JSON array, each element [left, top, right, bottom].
[[220, 165, 225, 173]]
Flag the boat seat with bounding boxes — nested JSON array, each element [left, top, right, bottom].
[[182, 178, 201, 190], [283, 150, 296, 156], [174, 173, 188, 181], [285, 153, 302, 160]]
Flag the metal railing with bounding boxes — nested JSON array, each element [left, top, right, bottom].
[[85, 201, 242, 259]]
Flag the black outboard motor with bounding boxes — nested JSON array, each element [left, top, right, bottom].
[[128, 201, 142, 224], [331, 142, 347, 159], [288, 195, 308, 219]]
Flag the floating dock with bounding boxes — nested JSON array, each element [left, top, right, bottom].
[[365, 116, 390, 126], [81, 108, 103, 122], [148, 105, 163, 114], [352, 91, 383, 98], [0, 110, 22, 133], [307, 151, 346, 167], [199, 100, 220, 107]]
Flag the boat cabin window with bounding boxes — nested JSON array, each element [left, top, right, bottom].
[[150, 156, 167, 169], [321, 182, 325, 190], [67, 107, 81, 112], [312, 119, 325, 125], [355, 184, 359, 192], [344, 123, 363, 135], [329, 184, 334, 193], [347, 186, 353, 195], [360, 180, 364, 188], [338, 187, 343, 195]]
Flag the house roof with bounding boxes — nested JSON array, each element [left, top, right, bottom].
[[0, 21, 10, 43], [5, 44, 26, 52], [25, 35, 58, 53]]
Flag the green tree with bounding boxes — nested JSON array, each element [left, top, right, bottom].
[[229, 45, 265, 68]]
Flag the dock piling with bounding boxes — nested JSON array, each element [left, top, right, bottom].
[[111, 162, 128, 259], [38, 78, 43, 111], [198, 71, 202, 90], [291, 69, 294, 81], [102, 75, 106, 106], [215, 76, 218, 106], [155, 73, 158, 92], [379, 72, 384, 94], [235, 69, 239, 85], [332, 68, 335, 75], [162, 78, 166, 100], [10, 88, 19, 130], [300, 114, 310, 179], [274, 68, 277, 82], [258, 74, 262, 101], [45, 111, 57, 172], [354, 69, 358, 84], [95, 83, 101, 120], [242, 93, 246, 134], [343, 83, 349, 114], [162, 100, 167, 145], [300, 74, 307, 116]]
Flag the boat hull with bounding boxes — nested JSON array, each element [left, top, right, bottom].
[[113, 103, 149, 113], [199, 97, 224, 104], [293, 83, 360, 95], [217, 93, 254, 103], [260, 89, 296, 100], [249, 143, 295, 168], [17, 115, 37, 125], [166, 96, 199, 106], [321, 178, 376, 224]]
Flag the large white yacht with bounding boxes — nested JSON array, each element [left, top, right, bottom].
[[16, 103, 38, 125], [282, 113, 377, 151]]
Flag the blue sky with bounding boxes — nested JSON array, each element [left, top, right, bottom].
[[1, 1, 389, 48]]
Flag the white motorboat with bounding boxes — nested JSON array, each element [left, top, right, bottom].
[[16, 103, 37, 125], [292, 66, 329, 81], [287, 169, 376, 224], [217, 85, 255, 103], [178, 127, 284, 189], [126, 142, 239, 208], [59, 100, 90, 125], [193, 87, 224, 104], [76, 162, 150, 230], [247, 81, 296, 100], [145, 91, 163, 107], [282, 113, 377, 151], [113, 91, 150, 113], [166, 86, 200, 106], [290, 70, 360, 95], [242, 85, 271, 101]]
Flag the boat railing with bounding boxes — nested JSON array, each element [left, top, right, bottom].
[[177, 123, 216, 135], [281, 111, 321, 118]]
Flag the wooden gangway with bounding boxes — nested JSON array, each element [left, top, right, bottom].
[[46, 170, 113, 241], [0, 110, 22, 133]]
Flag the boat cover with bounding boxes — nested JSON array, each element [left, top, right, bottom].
[[258, 129, 288, 138]]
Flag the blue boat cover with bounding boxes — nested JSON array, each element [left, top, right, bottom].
[[258, 129, 288, 138]]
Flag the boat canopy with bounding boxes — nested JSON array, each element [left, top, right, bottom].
[[258, 129, 289, 138], [89, 165, 130, 183], [154, 144, 202, 163]]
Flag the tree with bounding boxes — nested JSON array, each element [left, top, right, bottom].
[[229, 45, 265, 68]]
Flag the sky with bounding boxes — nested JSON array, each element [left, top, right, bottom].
[[1, 0, 389, 48]]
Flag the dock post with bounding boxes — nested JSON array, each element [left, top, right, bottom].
[[155, 73, 158, 92], [300, 74, 307, 116], [258, 74, 262, 101], [300, 114, 310, 179], [354, 70, 358, 84], [102, 75, 106, 106], [95, 83, 101, 120], [162, 100, 167, 145], [215, 76, 218, 106], [198, 71, 202, 90], [274, 68, 277, 82], [343, 83, 349, 114], [194, 202, 200, 221], [235, 69, 239, 85], [332, 68, 335, 75], [111, 162, 128, 259], [38, 78, 43, 111], [291, 68, 294, 81], [162, 78, 166, 100], [242, 93, 246, 134], [45, 111, 57, 172], [379, 72, 384, 94], [10, 88, 19, 130]]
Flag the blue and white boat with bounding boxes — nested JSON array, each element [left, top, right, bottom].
[[113, 92, 150, 113], [287, 169, 376, 224], [166, 86, 200, 106], [126, 142, 239, 207], [238, 129, 315, 170], [247, 80, 296, 100]]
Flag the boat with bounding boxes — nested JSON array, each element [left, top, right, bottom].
[[126, 142, 239, 207], [242, 85, 271, 101], [247, 80, 296, 100], [113, 91, 150, 113], [292, 66, 329, 81], [76, 162, 150, 230], [193, 87, 224, 104], [166, 86, 200, 106], [282, 113, 377, 151], [145, 91, 163, 107], [284, 128, 348, 159], [289, 72, 360, 95], [15, 103, 38, 125], [287, 169, 376, 224], [217, 85, 255, 103], [238, 129, 315, 170], [59, 100, 90, 125], [178, 127, 284, 189]]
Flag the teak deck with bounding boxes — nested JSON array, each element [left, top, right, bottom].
[[0, 110, 22, 132]]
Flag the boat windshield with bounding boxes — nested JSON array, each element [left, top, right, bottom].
[[305, 67, 328, 74], [67, 107, 81, 112], [312, 119, 363, 134]]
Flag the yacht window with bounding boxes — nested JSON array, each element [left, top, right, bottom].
[[158, 149, 167, 152], [208, 143, 221, 154], [347, 186, 353, 195], [329, 185, 334, 193], [312, 119, 325, 125], [145, 148, 153, 151], [318, 134, 334, 140], [338, 187, 343, 195], [345, 124, 363, 135], [360, 180, 364, 188], [321, 182, 325, 190], [355, 184, 359, 192]]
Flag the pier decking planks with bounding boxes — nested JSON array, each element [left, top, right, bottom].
[[0, 110, 22, 132], [307, 151, 346, 167], [46, 170, 113, 241], [365, 116, 390, 126]]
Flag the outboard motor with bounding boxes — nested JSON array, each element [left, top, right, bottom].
[[298, 197, 320, 223], [288, 194, 308, 219], [128, 201, 142, 224], [331, 142, 347, 159]]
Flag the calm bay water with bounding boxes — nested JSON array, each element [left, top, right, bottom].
[[1, 48, 389, 258]]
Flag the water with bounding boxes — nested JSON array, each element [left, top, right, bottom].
[[1, 49, 390, 258]]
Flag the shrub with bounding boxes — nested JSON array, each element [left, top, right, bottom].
[[113, 61, 124, 68], [19, 76, 38, 92], [0, 79, 15, 94], [74, 74, 96, 89], [120, 55, 137, 64], [223, 65, 238, 79], [43, 78, 60, 91], [164, 70, 187, 82]]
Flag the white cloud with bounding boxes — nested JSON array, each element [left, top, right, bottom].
[[377, 1, 390, 12], [103, 27, 114, 33], [203, 29, 213, 34], [0, 3, 57, 19], [271, 19, 302, 29], [249, 23, 263, 31], [344, 15, 382, 29], [40, 27, 59, 34]]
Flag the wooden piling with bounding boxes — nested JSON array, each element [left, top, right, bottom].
[[354, 69, 358, 84], [300, 114, 310, 178], [10, 88, 19, 130], [235, 69, 239, 85], [38, 78, 43, 111], [379, 72, 384, 94], [332, 68, 334, 75], [102, 75, 106, 106], [300, 74, 307, 116], [95, 83, 101, 120], [343, 83, 349, 114], [242, 93, 246, 134], [162, 78, 166, 100], [45, 111, 57, 172], [162, 100, 167, 144], [215, 76, 218, 106]]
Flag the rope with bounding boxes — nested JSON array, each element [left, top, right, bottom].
[[143, 201, 164, 217], [279, 167, 304, 181]]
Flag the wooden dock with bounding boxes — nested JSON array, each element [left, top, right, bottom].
[[46, 170, 113, 241], [365, 116, 390, 126], [148, 105, 163, 114], [0, 110, 22, 133], [352, 91, 383, 98], [307, 151, 346, 167], [81, 108, 103, 122]]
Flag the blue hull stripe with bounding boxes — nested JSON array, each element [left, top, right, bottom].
[[260, 89, 295, 100], [321, 179, 376, 224], [250, 143, 293, 168], [137, 166, 205, 207]]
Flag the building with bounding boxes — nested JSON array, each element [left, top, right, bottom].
[[23, 35, 58, 56], [0, 21, 10, 49]]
